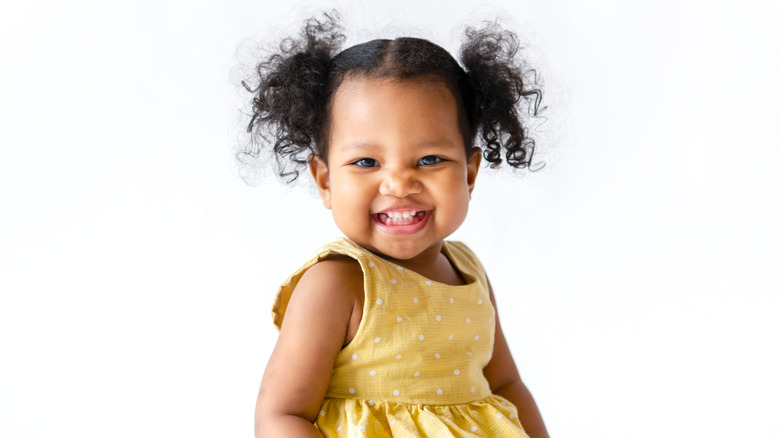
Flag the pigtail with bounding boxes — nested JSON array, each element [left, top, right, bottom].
[[460, 23, 544, 170], [242, 12, 345, 182]]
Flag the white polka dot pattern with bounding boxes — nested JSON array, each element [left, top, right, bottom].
[[277, 239, 513, 433]]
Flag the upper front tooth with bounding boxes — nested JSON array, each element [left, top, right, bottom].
[[386, 210, 419, 219]]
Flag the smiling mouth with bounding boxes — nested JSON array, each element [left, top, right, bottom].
[[373, 210, 429, 226]]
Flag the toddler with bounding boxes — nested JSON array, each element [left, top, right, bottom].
[[243, 12, 549, 438]]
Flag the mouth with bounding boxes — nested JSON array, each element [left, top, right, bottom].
[[373, 209, 429, 226], [372, 209, 432, 234]]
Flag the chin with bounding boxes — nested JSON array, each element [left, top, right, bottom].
[[377, 239, 438, 261]]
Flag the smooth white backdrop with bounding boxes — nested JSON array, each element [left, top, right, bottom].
[[1, 0, 778, 437]]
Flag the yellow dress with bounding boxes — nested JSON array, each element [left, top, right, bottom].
[[272, 238, 529, 438]]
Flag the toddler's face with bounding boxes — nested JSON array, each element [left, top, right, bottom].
[[310, 77, 480, 263]]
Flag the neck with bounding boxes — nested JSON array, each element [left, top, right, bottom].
[[378, 242, 444, 272], [367, 241, 465, 286]]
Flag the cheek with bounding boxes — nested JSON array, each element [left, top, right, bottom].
[[330, 176, 366, 203], [437, 178, 472, 220], [451, 194, 471, 222], [329, 176, 371, 217]]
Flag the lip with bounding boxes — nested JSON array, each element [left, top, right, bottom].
[[371, 207, 432, 235]]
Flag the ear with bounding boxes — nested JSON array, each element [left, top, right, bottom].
[[309, 155, 332, 209], [466, 147, 481, 196]]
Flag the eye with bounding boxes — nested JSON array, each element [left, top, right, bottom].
[[352, 158, 379, 168], [418, 155, 444, 166]]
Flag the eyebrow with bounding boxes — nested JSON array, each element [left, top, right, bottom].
[[341, 142, 377, 151], [341, 139, 456, 151]]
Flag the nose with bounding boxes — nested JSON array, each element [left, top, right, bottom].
[[379, 168, 422, 198]]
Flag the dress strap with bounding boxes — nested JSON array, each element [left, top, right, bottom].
[[272, 240, 490, 330], [441, 241, 490, 291]]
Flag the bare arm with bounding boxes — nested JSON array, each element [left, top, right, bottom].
[[254, 257, 363, 437], [483, 279, 550, 438]]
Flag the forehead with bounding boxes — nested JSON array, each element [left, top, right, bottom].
[[328, 76, 461, 151], [333, 75, 455, 106]]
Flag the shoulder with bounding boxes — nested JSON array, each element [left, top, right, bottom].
[[288, 254, 363, 316], [279, 254, 365, 347], [298, 254, 364, 297], [273, 239, 368, 330], [298, 239, 371, 300]]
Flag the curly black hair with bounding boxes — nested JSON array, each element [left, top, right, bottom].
[[242, 12, 544, 183]]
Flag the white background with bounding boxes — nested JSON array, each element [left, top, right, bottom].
[[1, 0, 778, 437]]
